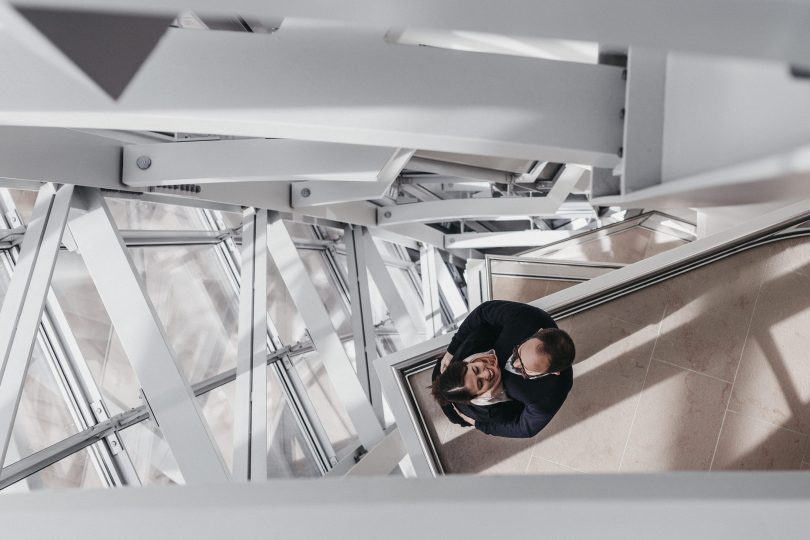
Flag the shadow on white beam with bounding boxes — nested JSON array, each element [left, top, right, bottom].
[[11, 0, 810, 65], [0, 20, 624, 167]]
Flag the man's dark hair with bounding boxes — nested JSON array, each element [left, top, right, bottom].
[[532, 328, 576, 372], [429, 361, 475, 406]]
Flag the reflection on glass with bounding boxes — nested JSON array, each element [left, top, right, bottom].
[[118, 421, 181, 486], [520, 213, 695, 264], [50, 251, 141, 409], [6, 341, 81, 463], [129, 246, 239, 384], [292, 351, 358, 454], [7, 448, 104, 492], [7, 189, 37, 224], [299, 250, 351, 336], [197, 379, 320, 478], [105, 198, 207, 230], [49, 244, 240, 415]]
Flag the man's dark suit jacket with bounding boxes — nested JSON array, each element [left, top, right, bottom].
[[432, 300, 573, 438]]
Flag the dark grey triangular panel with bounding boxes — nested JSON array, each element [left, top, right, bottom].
[[15, 7, 174, 99]]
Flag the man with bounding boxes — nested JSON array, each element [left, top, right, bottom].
[[430, 300, 575, 438]]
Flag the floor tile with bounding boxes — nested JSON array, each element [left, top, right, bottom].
[[728, 268, 810, 434], [763, 237, 810, 279], [712, 411, 807, 470], [621, 360, 731, 471], [652, 245, 771, 381], [531, 314, 658, 472], [526, 455, 581, 474], [477, 446, 533, 476], [577, 281, 669, 329]]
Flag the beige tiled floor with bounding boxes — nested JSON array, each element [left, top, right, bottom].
[[409, 237, 810, 474]]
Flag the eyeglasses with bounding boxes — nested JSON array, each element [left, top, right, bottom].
[[511, 339, 551, 380]]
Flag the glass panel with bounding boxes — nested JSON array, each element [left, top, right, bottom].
[[105, 198, 208, 230], [6, 341, 81, 462], [49, 244, 240, 413], [7, 189, 37, 224], [291, 351, 358, 454], [118, 421, 181, 487], [129, 245, 239, 383], [197, 378, 320, 478], [265, 372, 321, 478], [267, 249, 308, 345], [6, 448, 104, 492], [299, 249, 351, 336], [50, 250, 141, 410]]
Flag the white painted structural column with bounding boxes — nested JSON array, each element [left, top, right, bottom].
[[420, 245, 442, 338], [233, 208, 268, 481], [343, 225, 383, 422], [67, 187, 229, 484], [0, 183, 73, 469], [266, 212, 384, 449]]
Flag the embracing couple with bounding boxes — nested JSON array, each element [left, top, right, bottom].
[[430, 300, 575, 438]]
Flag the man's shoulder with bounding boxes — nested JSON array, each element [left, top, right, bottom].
[[504, 368, 573, 406]]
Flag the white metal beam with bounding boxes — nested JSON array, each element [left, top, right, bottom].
[[290, 149, 414, 207], [343, 225, 383, 422], [232, 208, 268, 482], [10, 0, 810, 65], [444, 229, 577, 249], [123, 139, 406, 186], [620, 48, 667, 194], [0, 183, 72, 470], [67, 187, 229, 484], [362, 233, 422, 346], [420, 245, 442, 338], [434, 258, 468, 323], [266, 212, 384, 450], [0, 21, 625, 167], [377, 166, 590, 225], [406, 157, 513, 184], [592, 143, 810, 209], [5, 471, 810, 539], [341, 428, 405, 477]]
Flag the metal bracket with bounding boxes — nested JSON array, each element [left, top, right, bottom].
[[90, 400, 124, 456], [138, 389, 160, 429]]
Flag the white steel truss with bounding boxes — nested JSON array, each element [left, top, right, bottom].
[[232, 208, 268, 482], [67, 187, 230, 484], [343, 225, 383, 422], [0, 183, 73, 470], [290, 149, 414, 208], [122, 139, 408, 186], [377, 165, 590, 225], [266, 211, 384, 450]]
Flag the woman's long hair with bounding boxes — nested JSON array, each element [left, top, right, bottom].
[[430, 361, 475, 406]]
